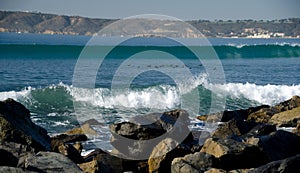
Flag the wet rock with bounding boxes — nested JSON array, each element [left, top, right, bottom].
[[256, 130, 300, 161], [0, 98, 50, 151], [18, 151, 83, 173], [200, 138, 268, 170], [249, 154, 300, 173], [171, 152, 217, 173], [269, 107, 300, 127]]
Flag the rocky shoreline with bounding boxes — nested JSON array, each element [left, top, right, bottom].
[[1, 96, 300, 172]]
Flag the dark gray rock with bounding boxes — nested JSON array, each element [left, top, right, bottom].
[[18, 151, 83, 173], [258, 130, 300, 161], [249, 154, 300, 173], [212, 119, 258, 139], [0, 98, 50, 151]]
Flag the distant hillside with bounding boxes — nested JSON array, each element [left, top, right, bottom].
[[0, 11, 300, 38], [0, 11, 116, 35]]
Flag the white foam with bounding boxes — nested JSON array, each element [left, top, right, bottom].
[[0, 87, 32, 101], [206, 82, 300, 105]]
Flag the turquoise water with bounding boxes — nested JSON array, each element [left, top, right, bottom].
[[0, 32, 300, 138]]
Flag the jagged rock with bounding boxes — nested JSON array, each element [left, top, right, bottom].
[[269, 107, 300, 127], [273, 95, 300, 112], [212, 119, 257, 139], [57, 143, 84, 164], [221, 105, 270, 122], [256, 130, 300, 161], [110, 109, 191, 159], [249, 154, 300, 173], [0, 99, 50, 151], [93, 152, 123, 173], [241, 123, 276, 138], [246, 107, 278, 123], [148, 138, 191, 173], [81, 148, 123, 173], [171, 152, 216, 173], [200, 138, 268, 170], [0, 166, 35, 173], [18, 151, 83, 173]]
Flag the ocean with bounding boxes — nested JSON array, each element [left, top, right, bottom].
[[1, 32, 300, 150]]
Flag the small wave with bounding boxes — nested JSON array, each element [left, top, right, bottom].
[[1, 78, 299, 111], [205, 82, 300, 106]]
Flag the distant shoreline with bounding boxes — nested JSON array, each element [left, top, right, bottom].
[[1, 11, 300, 38]]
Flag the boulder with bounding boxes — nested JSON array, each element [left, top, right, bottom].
[[93, 152, 123, 173], [221, 105, 270, 122], [246, 107, 278, 123], [0, 142, 31, 167], [148, 138, 191, 173], [269, 107, 300, 127], [0, 99, 50, 151], [249, 154, 300, 173], [212, 119, 257, 139], [171, 152, 217, 173], [256, 130, 300, 161], [110, 109, 191, 159], [81, 148, 123, 173], [200, 138, 268, 170], [18, 151, 83, 173]]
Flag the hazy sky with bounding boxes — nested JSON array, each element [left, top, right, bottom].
[[0, 0, 299, 20]]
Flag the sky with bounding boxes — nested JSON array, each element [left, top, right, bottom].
[[0, 0, 299, 20]]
